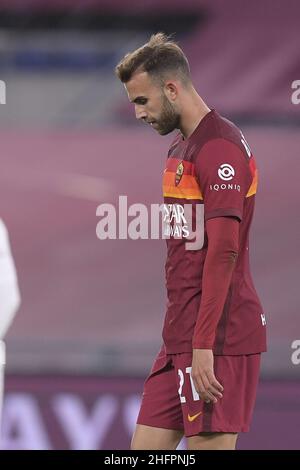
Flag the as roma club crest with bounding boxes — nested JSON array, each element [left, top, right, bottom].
[[175, 161, 184, 186]]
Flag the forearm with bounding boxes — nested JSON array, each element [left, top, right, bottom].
[[192, 217, 239, 349]]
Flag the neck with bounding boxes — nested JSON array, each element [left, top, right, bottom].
[[179, 88, 211, 139]]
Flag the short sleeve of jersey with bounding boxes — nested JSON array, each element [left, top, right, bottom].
[[195, 138, 252, 222]]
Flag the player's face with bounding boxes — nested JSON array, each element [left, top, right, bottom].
[[125, 71, 180, 135]]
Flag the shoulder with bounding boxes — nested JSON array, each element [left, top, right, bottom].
[[196, 112, 253, 164]]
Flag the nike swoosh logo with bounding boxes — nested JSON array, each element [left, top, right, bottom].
[[187, 411, 202, 422]]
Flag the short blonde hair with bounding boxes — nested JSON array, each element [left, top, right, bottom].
[[115, 32, 191, 85]]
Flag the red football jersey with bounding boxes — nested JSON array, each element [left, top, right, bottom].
[[162, 110, 267, 355]]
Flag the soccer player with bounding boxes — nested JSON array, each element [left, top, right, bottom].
[[115, 33, 267, 450], [0, 219, 20, 426]]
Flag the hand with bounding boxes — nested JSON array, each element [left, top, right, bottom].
[[191, 349, 223, 404]]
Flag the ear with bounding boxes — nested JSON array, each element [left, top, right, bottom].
[[164, 81, 178, 102]]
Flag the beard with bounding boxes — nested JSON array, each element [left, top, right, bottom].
[[154, 95, 181, 135]]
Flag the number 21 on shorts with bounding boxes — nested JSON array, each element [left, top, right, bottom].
[[177, 367, 200, 403]]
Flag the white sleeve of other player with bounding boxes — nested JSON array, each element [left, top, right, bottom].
[[0, 219, 21, 340]]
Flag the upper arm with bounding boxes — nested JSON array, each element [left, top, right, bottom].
[[195, 138, 253, 222]]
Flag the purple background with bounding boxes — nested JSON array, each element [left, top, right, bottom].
[[1, 376, 299, 450]]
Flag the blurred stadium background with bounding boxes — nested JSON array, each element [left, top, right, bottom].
[[0, 0, 299, 450]]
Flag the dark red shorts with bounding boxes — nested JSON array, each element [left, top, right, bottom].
[[137, 345, 261, 437]]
